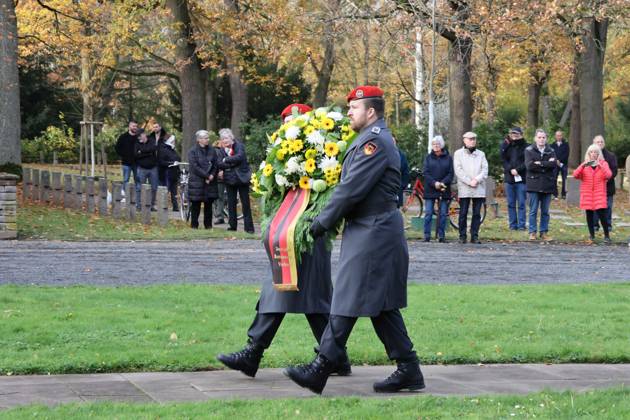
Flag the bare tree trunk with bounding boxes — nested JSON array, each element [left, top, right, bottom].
[[0, 0, 21, 166], [205, 69, 218, 133], [226, 59, 248, 139], [166, 0, 206, 157], [578, 17, 608, 154], [312, 34, 335, 108], [414, 28, 425, 129], [569, 62, 581, 168], [447, 36, 473, 151], [527, 81, 542, 130]]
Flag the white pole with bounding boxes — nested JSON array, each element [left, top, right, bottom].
[[427, 0, 437, 153], [414, 28, 424, 129], [90, 123, 95, 177]]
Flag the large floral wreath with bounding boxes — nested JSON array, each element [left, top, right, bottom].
[[251, 106, 357, 257]]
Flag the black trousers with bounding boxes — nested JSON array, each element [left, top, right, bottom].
[[226, 184, 255, 232], [319, 310, 417, 365], [247, 311, 329, 349], [190, 199, 213, 229], [458, 197, 485, 238], [553, 165, 568, 197], [586, 209, 609, 237]]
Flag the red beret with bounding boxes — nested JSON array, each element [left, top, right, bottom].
[[280, 103, 313, 120], [346, 85, 384, 103]]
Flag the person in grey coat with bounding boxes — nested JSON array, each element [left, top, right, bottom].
[[216, 105, 350, 379], [283, 86, 424, 395]]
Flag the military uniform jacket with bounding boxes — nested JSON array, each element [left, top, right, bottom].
[[258, 237, 333, 314], [315, 118, 409, 317]]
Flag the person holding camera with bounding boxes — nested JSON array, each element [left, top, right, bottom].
[[422, 135, 454, 242], [573, 144, 612, 243]]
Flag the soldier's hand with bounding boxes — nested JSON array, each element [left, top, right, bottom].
[[309, 220, 326, 239]]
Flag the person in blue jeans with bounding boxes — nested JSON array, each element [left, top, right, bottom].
[[134, 129, 159, 211], [422, 135, 453, 242], [524, 129, 559, 241], [114, 120, 140, 190], [501, 127, 528, 230]]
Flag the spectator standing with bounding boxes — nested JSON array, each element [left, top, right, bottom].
[[592, 135, 618, 231], [550, 130, 570, 199], [149, 122, 169, 187], [187, 130, 218, 229], [422, 135, 453, 242], [573, 145, 612, 243], [212, 139, 226, 225], [525, 129, 558, 241], [501, 127, 528, 230], [134, 129, 159, 211], [158, 134, 181, 211], [114, 120, 139, 187], [453, 131, 488, 244], [217, 128, 255, 234]]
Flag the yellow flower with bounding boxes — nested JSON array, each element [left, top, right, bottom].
[[263, 163, 273, 177], [305, 148, 318, 160], [280, 139, 290, 150], [299, 176, 311, 190], [310, 119, 320, 130], [270, 132, 278, 143], [341, 125, 349, 133], [289, 139, 304, 153], [335, 164, 342, 174], [305, 158, 316, 174], [324, 142, 339, 157], [321, 118, 335, 130], [304, 125, 315, 135], [276, 148, 287, 161], [325, 173, 339, 186]]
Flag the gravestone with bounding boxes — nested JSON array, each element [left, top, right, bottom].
[[32, 169, 40, 202], [0, 173, 19, 239], [98, 178, 108, 216], [73, 175, 83, 210], [141, 184, 152, 225], [85, 177, 96, 213], [157, 186, 169, 226], [111, 182, 123, 219], [51, 172, 62, 205], [22, 168, 32, 201], [125, 183, 136, 221], [63, 174, 73, 208], [566, 177, 581, 207]]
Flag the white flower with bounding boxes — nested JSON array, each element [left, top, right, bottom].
[[259, 161, 267, 170], [327, 111, 344, 121], [319, 156, 339, 171], [285, 156, 304, 175], [306, 130, 325, 147], [315, 107, 328, 117], [285, 126, 301, 140], [266, 146, 273, 154], [273, 137, 282, 146], [275, 174, 290, 187]]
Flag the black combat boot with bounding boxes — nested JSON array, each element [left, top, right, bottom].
[[216, 342, 264, 377], [373, 361, 425, 393], [283, 354, 336, 394], [314, 347, 352, 376]]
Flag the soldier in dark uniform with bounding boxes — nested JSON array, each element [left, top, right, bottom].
[[283, 86, 424, 394], [216, 104, 351, 378]]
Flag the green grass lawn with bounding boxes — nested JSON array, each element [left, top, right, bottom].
[[3, 388, 629, 419], [1, 284, 629, 375]]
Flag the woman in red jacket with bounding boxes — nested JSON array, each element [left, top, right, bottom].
[[573, 144, 612, 243]]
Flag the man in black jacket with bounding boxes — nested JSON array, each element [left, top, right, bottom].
[[501, 127, 528, 230], [550, 131, 570, 199], [158, 135, 181, 211], [593, 135, 618, 231], [115, 120, 139, 187], [217, 128, 255, 234], [134, 129, 159, 211], [149, 122, 169, 187]]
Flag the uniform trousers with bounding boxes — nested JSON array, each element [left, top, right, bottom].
[[247, 311, 329, 349], [319, 309, 417, 365]]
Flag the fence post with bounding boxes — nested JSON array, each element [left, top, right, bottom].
[[112, 182, 123, 219], [64, 174, 73, 209], [0, 173, 19, 239], [73, 175, 83, 210], [125, 183, 136, 221], [32, 169, 40, 203], [23, 167, 32, 202], [98, 178, 108, 216], [41, 170, 51, 204], [157, 186, 169, 226], [86, 177, 96, 213], [141, 184, 152, 225], [51, 172, 62, 206]]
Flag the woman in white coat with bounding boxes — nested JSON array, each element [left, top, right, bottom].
[[453, 131, 488, 243]]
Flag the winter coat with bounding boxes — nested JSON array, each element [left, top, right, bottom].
[[501, 139, 528, 184], [524, 144, 557, 194], [159, 142, 181, 183], [422, 150, 454, 199], [550, 140, 570, 165], [453, 147, 488, 198], [217, 141, 252, 186], [602, 149, 618, 196], [573, 160, 612, 210], [187, 144, 218, 202], [134, 139, 158, 169], [115, 132, 137, 165]]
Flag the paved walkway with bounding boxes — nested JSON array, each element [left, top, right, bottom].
[[1, 240, 630, 286], [0, 364, 628, 409]]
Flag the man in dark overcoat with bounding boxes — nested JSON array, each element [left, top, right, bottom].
[[283, 86, 424, 394], [216, 104, 350, 378]]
